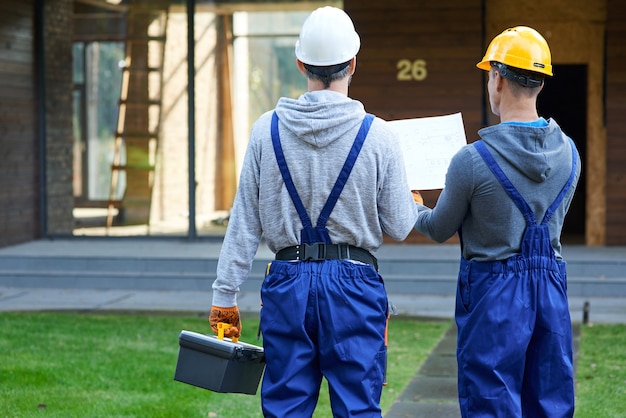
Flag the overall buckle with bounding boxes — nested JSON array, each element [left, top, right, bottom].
[[298, 243, 325, 261]]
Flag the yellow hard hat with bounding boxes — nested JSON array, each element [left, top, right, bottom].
[[477, 26, 552, 76]]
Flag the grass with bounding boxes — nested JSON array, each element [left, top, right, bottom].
[[574, 323, 626, 418], [0, 312, 450, 418], [3, 312, 624, 418]]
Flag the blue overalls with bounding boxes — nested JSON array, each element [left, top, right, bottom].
[[455, 139, 578, 418], [260, 112, 388, 417]]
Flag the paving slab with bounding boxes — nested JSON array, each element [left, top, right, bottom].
[[385, 401, 460, 418], [397, 376, 458, 402]]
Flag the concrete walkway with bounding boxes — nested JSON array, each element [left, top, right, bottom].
[[385, 324, 462, 418]]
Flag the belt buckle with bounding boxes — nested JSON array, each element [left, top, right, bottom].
[[299, 243, 325, 261]]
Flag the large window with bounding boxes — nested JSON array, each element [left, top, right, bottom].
[[233, 11, 307, 140], [70, 6, 312, 237], [197, 10, 309, 236]]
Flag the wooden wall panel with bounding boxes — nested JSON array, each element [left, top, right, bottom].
[[344, 0, 483, 243], [605, 0, 626, 245], [0, 0, 38, 247], [346, 0, 483, 127]]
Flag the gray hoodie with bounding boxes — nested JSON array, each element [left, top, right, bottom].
[[212, 90, 418, 307], [415, 118, 581, 262]]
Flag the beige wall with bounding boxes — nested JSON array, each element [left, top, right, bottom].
[[153, 10, 222, 229]]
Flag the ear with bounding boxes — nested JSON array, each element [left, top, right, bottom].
[[537, 81, 544, 92], [493, 69, 504, 92], [349, 56, 357, 75], [296, 59, 307, 75]]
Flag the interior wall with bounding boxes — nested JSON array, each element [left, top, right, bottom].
[[154, 10, 219, 229]]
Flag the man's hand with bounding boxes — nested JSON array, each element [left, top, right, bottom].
[[411, 190, 424, 204], [209, 306, 242, 338]]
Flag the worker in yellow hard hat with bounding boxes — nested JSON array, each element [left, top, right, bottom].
[[412, 26, 580, 417], [209, 6, 418, 416]]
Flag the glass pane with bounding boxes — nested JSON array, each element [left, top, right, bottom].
[[72, 4, 188, 236], [233, 11, 308, 36], [198, 11, 307, 236], [85, 42, 124, 201], [73, 43, 84, 84], [248, 36, 306, 123], [72, 89, 83, 197]]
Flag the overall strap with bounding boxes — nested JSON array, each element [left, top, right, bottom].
[[271, 111, 313, 229], [474, 138, 579, 227], [316, 113, 374, 228], [474, 141, 536, 226], [271, 112, 374, 230], [540, 137, 579, 225]]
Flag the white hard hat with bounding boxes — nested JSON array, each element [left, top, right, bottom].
[[294, 6, 360, 66]]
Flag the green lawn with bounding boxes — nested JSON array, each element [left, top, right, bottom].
[[0, 312, 449, 418], [2, 312, 624, 417], [575, 323, 626, 418]]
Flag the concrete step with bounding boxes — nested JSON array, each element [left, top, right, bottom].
[[0, 241, 625, 297]]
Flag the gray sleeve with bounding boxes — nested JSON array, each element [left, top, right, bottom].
[[211, 132, 264, 307], [414, 147, 474, 242], [377, 129, 419, 241]]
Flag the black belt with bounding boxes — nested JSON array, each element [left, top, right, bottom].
[[275, 243, 378, 271]]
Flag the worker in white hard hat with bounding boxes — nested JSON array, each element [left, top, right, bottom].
[[209, 6, 418, 417], [412, 26, 580, 417]]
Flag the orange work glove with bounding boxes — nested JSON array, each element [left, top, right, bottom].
[[208, 306, 242, 339], [411, 190, 424, 204]]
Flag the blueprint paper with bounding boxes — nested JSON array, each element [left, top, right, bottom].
[[389, 112, 467, 190]]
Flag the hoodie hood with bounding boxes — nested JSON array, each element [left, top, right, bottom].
[[477, 118, 570, 183], [274, 90, 366, 148]]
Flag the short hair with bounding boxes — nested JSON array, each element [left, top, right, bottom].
[[303, 60, 352, 88], [490, 62, 544, 97]]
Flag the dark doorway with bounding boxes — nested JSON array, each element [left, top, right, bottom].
[[537, 64, 587, 244]]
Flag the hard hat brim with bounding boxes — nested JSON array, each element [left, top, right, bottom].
[[476, 60, 491, 71]]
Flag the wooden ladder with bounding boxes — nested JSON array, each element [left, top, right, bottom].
[[107, 2, 168, 229]]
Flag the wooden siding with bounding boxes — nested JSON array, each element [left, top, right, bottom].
[[345, 0, 483, 128], [0, 0, 39, 246], [605, 0, 626, 245], [345, 0, 483, 243]]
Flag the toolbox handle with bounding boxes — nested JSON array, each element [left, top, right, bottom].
[[217, 322, 239, 342]]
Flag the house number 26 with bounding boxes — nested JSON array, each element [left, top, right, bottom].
[[396, 59, 427, 81]]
